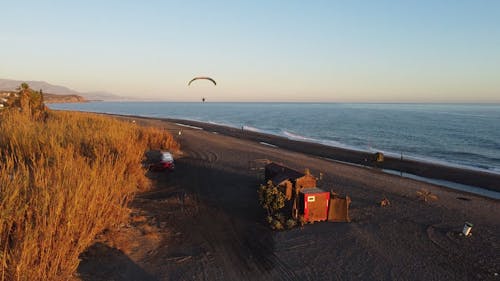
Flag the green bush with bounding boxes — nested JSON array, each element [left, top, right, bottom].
[[257, 181, 285, 217]]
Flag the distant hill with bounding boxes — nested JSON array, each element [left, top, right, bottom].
[[81, 91, 125, 101], [43, 93, 87, 103], [0, 78, 123, 101]]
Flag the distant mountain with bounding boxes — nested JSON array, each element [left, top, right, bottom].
[[0, 78, 80, 95], [0, 78, 123, 101]]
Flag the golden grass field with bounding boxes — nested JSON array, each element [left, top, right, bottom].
[[0, 108, 178, 281]]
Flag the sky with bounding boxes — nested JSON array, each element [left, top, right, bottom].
[[1, 0, 499, 102]]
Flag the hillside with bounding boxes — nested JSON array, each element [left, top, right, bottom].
[[0, 78, 123, 101], [43, 93, 87, 103]]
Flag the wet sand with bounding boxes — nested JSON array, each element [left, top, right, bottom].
[[78, 114, 500, 281]]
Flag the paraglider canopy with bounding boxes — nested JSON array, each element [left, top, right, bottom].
[[188, 76, 216, 86]]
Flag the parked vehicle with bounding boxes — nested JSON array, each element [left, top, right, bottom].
[[150, 151, 175, 171]]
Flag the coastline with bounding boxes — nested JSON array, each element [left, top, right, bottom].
[[77, 112, 500, 280], [116, 114, 500, 196]]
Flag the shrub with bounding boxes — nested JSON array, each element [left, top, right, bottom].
[[275, 213, 286, 225], [137, 126, 180, 151], [271, 219, 284, 231], [257, 181, 286, 217], [286, 219, 297, 229], [266, 216, 273, 225], [3, 83, 48, 121]]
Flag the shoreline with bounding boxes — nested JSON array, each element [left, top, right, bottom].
[[48, 105, 500, 175], [128, 114, 500, 195], [91, 111, 499, 196], [78, 112, 500, 280]]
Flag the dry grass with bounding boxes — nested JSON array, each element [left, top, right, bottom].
[[137, 126, 180, 151], [0, 109, 178, 281]]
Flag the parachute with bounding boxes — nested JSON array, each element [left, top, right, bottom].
[[188, 76, 216, 86]]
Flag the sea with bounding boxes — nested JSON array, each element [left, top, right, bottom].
[[49, 102, 500, 176]]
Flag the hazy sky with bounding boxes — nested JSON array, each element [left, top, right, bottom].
[[1, 0, 499, 102]]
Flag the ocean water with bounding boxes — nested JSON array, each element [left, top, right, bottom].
[[49, 102, 500, 174]]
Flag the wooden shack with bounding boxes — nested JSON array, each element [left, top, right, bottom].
[[264, 162, 316, 200], [264, 163, 318, 218], [298, 188, 330, 223]]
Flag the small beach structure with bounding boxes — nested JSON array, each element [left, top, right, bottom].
[[299, 188, 330, 223], [263, 162, 352, 224], [264, 162, 316, 200], [264, 162, 317, 218]]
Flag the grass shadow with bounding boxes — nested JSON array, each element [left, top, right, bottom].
[[77, 242, 157, 281]]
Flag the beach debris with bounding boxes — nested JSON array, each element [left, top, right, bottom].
[[380, 197, 390, 207], [373, 152, 384, 163], [416, 189, 438, 202], [462, 222, 473, 237], [259, 141, 278, 148], [166, 255, 193, 263]]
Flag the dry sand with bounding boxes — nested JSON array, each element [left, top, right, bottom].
[[77, 115, 500, 281]]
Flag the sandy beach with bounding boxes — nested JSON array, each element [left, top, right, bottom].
[[78, 115, 500, 281]]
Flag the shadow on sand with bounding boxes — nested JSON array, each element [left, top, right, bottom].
[[78, 150, 285, 280], [139, 155, 286, 279], [77, 242, 157, 281]]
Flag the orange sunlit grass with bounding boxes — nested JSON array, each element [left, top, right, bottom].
[[0, 109, 178, 280]]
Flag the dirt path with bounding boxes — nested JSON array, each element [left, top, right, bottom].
[[77, 117, 500, 281]]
